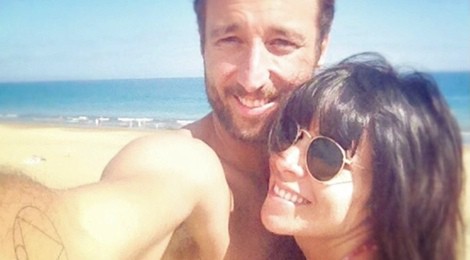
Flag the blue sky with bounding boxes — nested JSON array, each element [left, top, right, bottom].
[[0, 0, 469, 82]]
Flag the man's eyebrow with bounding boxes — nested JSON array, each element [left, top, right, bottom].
[[208, 24, 307, 43], [271, 27, 306, 43], [209, 24, 239, 39]]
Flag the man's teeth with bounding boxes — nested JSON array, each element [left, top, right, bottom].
[[273, 184, 309, 205], [239, 97, 269, 108]]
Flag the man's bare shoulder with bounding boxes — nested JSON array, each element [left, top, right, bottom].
[[102, 128, 222, 182]]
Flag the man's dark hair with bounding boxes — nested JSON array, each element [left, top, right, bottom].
[[193, 0, 335, 53]]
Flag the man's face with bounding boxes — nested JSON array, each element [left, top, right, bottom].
[[203, 0, 325, 143]]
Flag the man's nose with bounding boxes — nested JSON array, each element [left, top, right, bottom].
[[237, 40, 270, 93]]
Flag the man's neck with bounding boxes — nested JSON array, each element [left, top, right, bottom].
[[186, 113, 270, 180], [185, 114, 287, 259]]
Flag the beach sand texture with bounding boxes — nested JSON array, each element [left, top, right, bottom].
[[0, 124, 150, 188], [0, 124, 469, 258]]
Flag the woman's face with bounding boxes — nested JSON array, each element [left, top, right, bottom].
[[261, 124, 373, 238]]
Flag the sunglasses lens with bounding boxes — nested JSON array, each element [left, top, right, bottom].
[[270, 117, 299, 152], [307, 138, 344, 181]]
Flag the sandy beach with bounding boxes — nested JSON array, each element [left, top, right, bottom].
[[1, 123, 469, 257], [0, 123, 151, 188]]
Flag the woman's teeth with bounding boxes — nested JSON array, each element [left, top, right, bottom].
[[273, 184, 310, 205]]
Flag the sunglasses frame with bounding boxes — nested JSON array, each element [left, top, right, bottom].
[[270, 117, 352, 182]]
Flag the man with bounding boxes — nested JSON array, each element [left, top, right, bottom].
[[0, 0, 334, 259], [164, 0, 333, 258]]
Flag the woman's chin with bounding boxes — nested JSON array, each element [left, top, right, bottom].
[[261, 199, 299, 235]]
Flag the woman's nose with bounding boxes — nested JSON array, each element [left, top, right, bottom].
[[270, 146, 308, 181]]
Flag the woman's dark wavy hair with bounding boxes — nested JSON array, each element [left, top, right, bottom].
[[193, 0, 335, 53], [270, 52, 464, 259]]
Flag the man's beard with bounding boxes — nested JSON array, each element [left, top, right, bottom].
[[205, 79, 280, 144]]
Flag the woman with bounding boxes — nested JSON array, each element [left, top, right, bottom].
[[261, 53, 463, 259]]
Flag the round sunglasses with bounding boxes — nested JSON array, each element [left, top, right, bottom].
[[269, 117, 351, 182]]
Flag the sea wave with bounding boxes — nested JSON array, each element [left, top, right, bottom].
[[0, 114, 18, 118], [0, 115, 193, 130], [462, 131, 470, 145]]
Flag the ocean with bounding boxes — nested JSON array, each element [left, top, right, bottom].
[[0, 72, 469, 142], [0, 77, 209, 129]]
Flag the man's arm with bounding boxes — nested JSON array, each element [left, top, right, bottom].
[[0, 131, 231, 259], [0, 171, 67, 260], [0, 170, 180, 259], [101, 131, 232, 259]]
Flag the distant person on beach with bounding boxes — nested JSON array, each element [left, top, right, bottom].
[[0, 0, 334, 259], [261, 53, 464, 259]]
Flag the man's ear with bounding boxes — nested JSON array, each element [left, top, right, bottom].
[[317, 36, 330, 67]]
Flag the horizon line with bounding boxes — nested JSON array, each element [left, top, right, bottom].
[[1, 70, 470, 84]]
